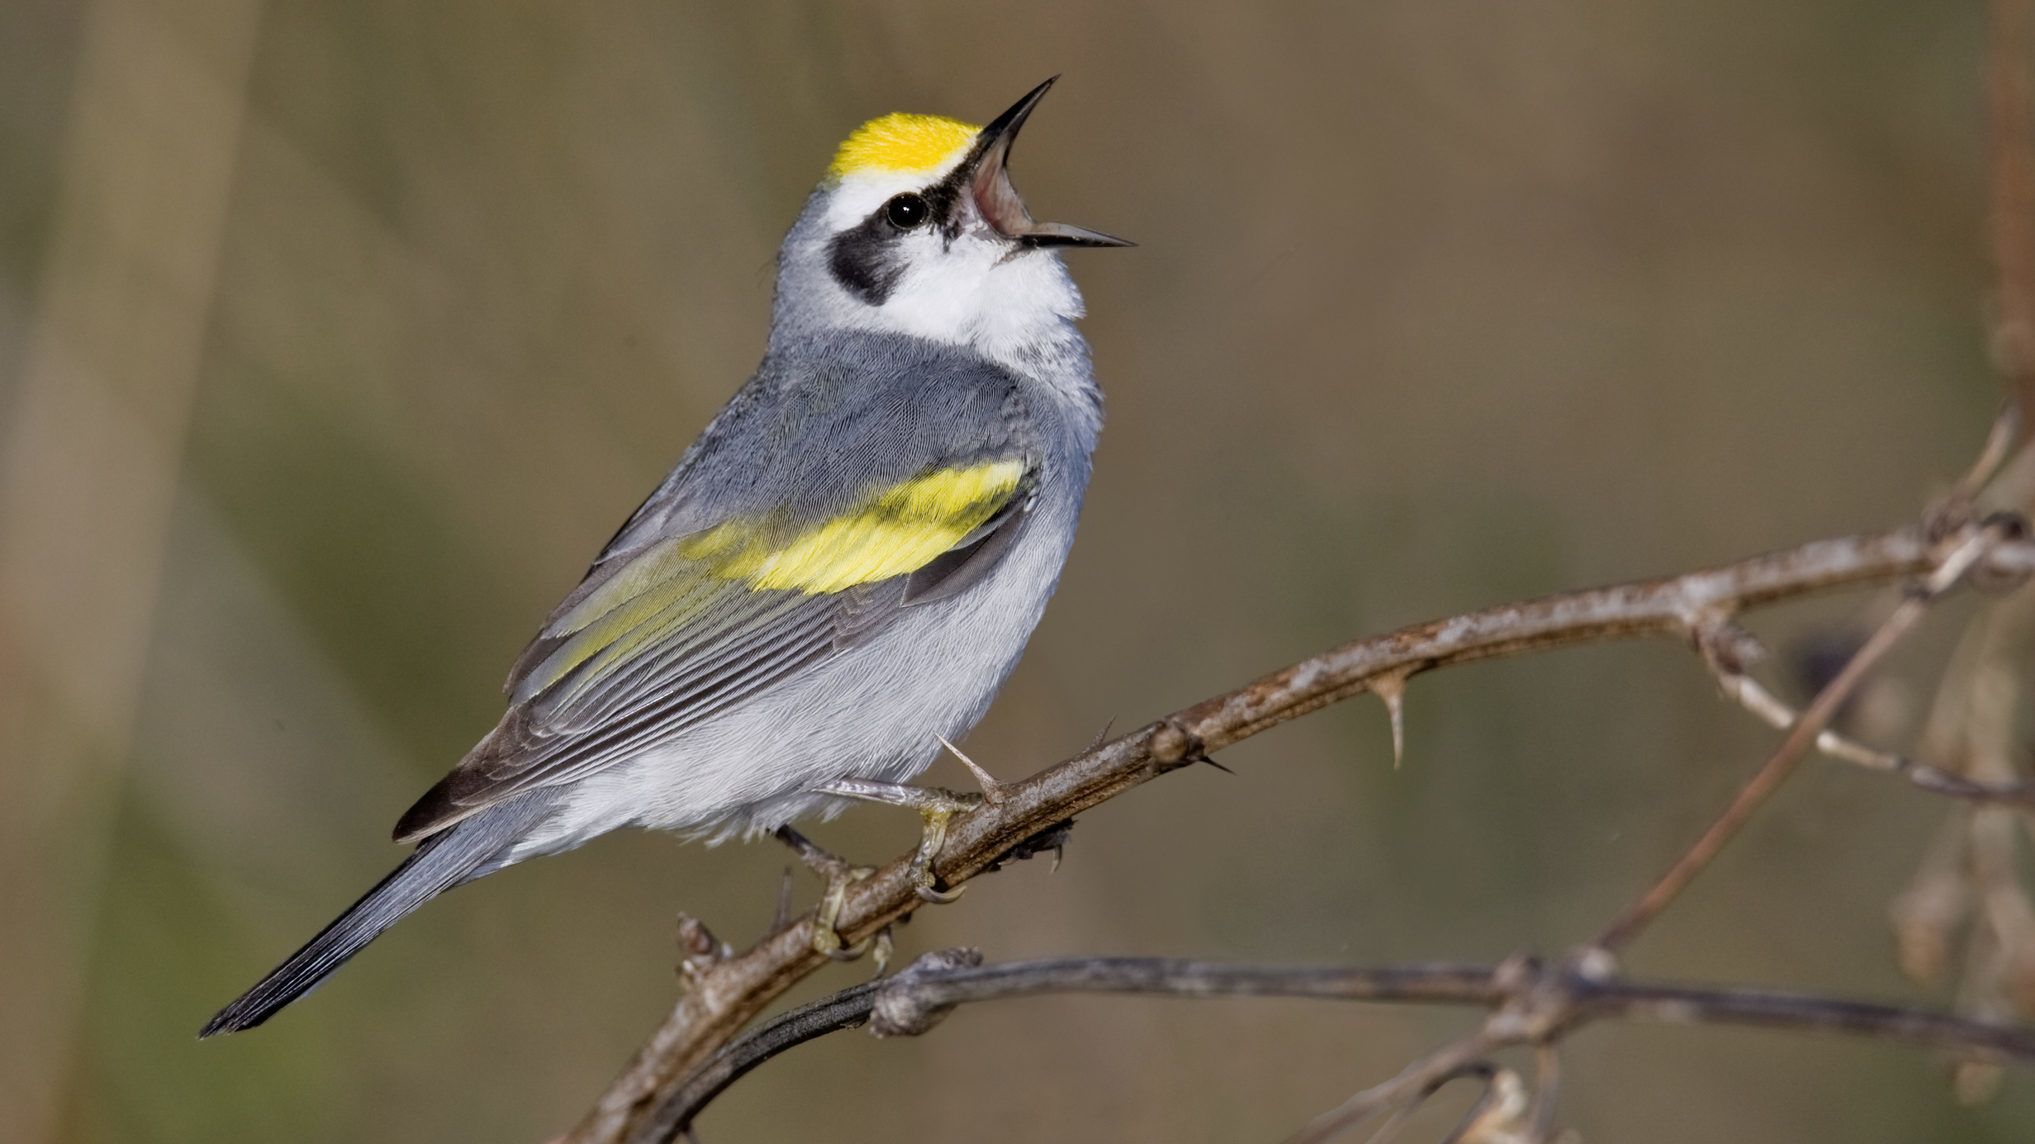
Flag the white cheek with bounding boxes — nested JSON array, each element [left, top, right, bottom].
[[873, 237, 1084, 360], [879, 238, 999, 332]]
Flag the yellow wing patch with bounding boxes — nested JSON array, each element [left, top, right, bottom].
[[684, 460, 1025, 593], [518, 460, 1026, 703], [829, 113, 981, 180]]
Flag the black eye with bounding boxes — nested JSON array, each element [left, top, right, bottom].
[[883, 192, 931, 230]]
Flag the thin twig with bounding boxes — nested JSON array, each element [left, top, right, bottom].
[[1291, 1038, 1506, 1144], [1395, 1063, 1516, 1144], [1525, 1042, 1562, 1144], [1592, 522, 2012, 953], [636, 949, 2035, 1139], [1950, 404, 2025, 508], [1441, 1064, 1534, 1144], [565, 522, 2035, 1143], [639, 978, 887, 1141], [1697, 626, 2035, 808]]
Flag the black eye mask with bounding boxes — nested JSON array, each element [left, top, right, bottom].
[[826, 161, 981, 307]]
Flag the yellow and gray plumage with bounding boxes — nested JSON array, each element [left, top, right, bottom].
[[202, 78, 1126, 1036]]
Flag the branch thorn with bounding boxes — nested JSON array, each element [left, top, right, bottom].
[[1087, 717, 1117, 752], [771, 867, 794, 931], [936, 733, 1008, 804], [1373, 671, 1410, 769]]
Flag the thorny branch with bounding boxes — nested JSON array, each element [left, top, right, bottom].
[[566, 498, 2035, 1142], [549, 12, 2035, 1139], [1285, 436, 2035, 1141]]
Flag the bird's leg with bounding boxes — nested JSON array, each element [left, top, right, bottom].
[[771, 824, 886, 966], [819, 774, 986, 904]]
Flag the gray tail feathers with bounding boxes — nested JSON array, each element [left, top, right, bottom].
[[199, 797, 545, 1038]]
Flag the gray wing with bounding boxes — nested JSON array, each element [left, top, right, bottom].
[[394, 334, 1038, 842]]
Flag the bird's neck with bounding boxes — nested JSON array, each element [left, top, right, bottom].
[[771, 239, 1092, 372]]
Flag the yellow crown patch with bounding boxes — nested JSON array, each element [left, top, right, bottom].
[[829, 113, 981, 180]]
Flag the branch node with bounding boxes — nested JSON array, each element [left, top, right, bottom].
[[1493, 953, 1542, 997], [1976, 513, 2035, 594], [868, 948, 985, 1038], [1569, 946, 1619, 985], [1691, 615, 1766, 678], [676, 913, 727, 987], [1149, 718, 1209, 773]]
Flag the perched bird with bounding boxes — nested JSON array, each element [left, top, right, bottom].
[[201, 78, 1126, 1037]]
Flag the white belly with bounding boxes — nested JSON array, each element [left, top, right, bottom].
[[510, 492, 1079, 858]]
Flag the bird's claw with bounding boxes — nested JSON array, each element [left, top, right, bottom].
[[817, 778, 982, 905], [773, 824, 879, 962], [813, 865, 875, 960], [907, 795, 977, 903]]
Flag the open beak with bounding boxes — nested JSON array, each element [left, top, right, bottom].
[[969, 77, 1133, 249]]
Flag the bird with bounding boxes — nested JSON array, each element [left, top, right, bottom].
[[200, 77, 1127, 1037]]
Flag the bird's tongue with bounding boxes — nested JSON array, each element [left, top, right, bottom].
[[970, 146, 1035, 240]]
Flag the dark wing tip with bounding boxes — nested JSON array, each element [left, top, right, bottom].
[[395, 710, 545, 843], [197, 1010, 243, 1039], [393, 765, 493, 843], [392, 779, 460, 844], [199, 997, 276, 1038]]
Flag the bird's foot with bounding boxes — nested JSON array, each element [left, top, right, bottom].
[[818, 776, 984, 903], [771, 824, 885, 966]]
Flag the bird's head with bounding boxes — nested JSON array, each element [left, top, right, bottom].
[[769, 78, 1129, 363]]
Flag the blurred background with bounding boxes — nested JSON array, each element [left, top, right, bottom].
[[0, 1, 2025, 1140]]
